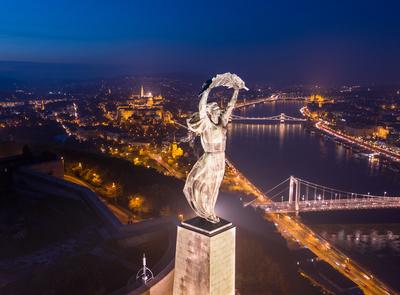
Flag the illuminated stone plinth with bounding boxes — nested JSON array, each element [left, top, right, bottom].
[[173, 217, 235, 295]]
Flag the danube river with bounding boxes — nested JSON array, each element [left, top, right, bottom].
[[226, 101, 400, 290]]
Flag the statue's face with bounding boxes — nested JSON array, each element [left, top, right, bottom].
[[209, 105, 221, 124]]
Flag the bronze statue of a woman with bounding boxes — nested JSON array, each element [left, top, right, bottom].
[[183, 73, 248, 223]]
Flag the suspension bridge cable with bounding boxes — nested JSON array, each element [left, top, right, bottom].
[[268, 187, 290, 201], [297, 178, 385, 198], [264, 177, 290, 195]]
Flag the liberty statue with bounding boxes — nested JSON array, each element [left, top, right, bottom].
[[183, 73, 248, 223]]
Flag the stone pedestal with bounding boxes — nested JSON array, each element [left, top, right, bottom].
[[173, 217, 235, 295]]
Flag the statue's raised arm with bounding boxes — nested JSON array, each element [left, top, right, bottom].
[[198, 85, 211, 120], [221, 89, 238, 126]]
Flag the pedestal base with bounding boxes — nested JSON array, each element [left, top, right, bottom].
[[173, 217, 236, 295]]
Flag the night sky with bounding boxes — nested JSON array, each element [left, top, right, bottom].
[[1, 0, 400, 84]]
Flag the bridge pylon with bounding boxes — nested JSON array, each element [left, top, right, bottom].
[[289, 176, 295, 204], [288, 176, 300, 214], [280, 113, 285, 123], [295, 178, 300, 214]]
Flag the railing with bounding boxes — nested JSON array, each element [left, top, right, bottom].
[[260, 197, 400, 213]]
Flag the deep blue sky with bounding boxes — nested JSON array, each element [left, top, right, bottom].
[[1, 0, 400, 84]]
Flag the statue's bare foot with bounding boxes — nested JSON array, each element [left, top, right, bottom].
[[208, 215, 220, 224]]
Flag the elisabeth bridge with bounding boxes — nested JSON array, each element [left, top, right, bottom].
[[247, 176, 400, 214]]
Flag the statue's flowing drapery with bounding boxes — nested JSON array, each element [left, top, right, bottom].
[[183, 114, 226, 223], [183, 73, 247, 223]]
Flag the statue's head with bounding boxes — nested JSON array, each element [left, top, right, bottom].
[[206, 102, 221, 124]]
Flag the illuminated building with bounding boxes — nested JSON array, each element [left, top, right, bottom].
[[117, 84, 168, 124], [163, 111, 174, 124], [72, 103, 78, 121], [147, 96, 154, 107], [117, 106, 135, 121], [140, 84, 145, 98], [309, 94, 325, 107], [170, 141, 183, 159], [374, 126, 389, 140]]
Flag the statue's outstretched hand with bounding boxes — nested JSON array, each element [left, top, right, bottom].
[[231, 74, 248, 91], [209, 73, 248, 91]]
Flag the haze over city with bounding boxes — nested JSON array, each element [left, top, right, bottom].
[[1, 0, 400, 84]]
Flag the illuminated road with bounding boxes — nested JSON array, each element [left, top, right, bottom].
[[227, 160, 396, 295], [145, 150, 185, 179], [272, 214, 394, 295], [315, 121, 400, 162], [300, 105, 400, 163]]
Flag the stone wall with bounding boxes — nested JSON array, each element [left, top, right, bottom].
[[26, 159, 64, 179]]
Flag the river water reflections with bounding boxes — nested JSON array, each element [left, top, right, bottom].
[[226, 101, 400, 290]]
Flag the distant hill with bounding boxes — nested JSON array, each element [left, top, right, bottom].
[[0, 61, 119, 81], [0, 61, 206, 84]]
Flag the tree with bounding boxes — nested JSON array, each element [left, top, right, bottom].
[[128, 194, 144, 212]]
